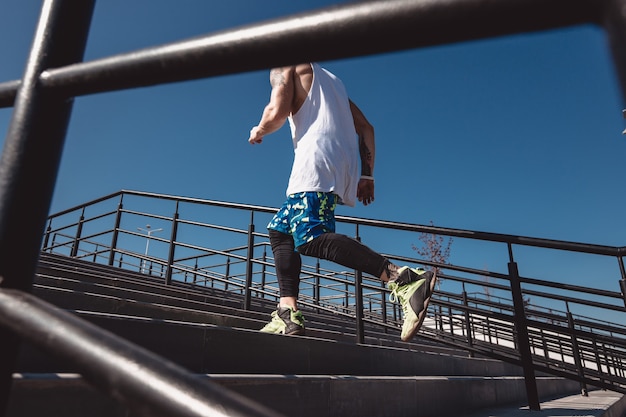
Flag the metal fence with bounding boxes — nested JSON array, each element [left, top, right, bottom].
[[42, 190, 626, 397], [1, 0, 626, 415]]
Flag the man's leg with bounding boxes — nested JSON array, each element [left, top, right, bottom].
[[297, 232, 387, 279], [298, 232, 435, 341], [259, 229, 305, 335]]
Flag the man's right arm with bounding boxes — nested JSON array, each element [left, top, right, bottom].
[[248, 67, 295, 144]]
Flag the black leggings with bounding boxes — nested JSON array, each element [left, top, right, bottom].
[[268, 229, 388, 298]]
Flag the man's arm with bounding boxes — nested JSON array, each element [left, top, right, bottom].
[[248, 67, 295, 144], [350, 100, 376, 206]]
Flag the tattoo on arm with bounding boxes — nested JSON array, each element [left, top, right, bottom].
[[359, 134, 372, 176], [270, 69, 286, 88]]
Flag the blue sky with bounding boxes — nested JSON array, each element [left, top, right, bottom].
[[2, 1, 626, 306]]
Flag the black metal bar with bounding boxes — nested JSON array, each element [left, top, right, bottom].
[[244, 211, 255, 311], [381, 280, 388, 326], [315, 259, 321, 313], [42, 218, 52, 250], [567, 312, 589, 396], [508, 261, 540, 411], [602, 0, 626, 104], [108, 200, 123, 266], [25, 0, 600, 100], [462, 290, 474, 350], [70, 208, 85, 257], [50, 189, 624, 258], [618, 256, 626, 309], [354, 224, 365, 344], [0, 289, 285, 417], [261, 248, 267, 299], [0, 0, 95, 414], [0, 80, 20, 108], [225, 257, 231, 291], [165, 201, 180, 285]]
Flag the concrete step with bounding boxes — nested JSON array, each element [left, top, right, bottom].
[[7, 373, 584, 417], [15, 311, 525, 377], [33, 267, 459, 354]]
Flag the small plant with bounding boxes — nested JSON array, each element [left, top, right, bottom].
[[411, 221, 452, 287]]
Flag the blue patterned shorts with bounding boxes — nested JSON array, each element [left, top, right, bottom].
[[267, 192, 338, 248]]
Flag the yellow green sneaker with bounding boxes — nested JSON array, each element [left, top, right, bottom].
[[260, 306, 305, 335], [388, 267, 434, 341]]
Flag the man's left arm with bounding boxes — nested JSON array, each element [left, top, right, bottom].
[[350, 100, 376, 206]]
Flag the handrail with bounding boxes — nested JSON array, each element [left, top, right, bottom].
[[0, 289, 285, 417], [40, 189, 626, 396], [0, 0, 604, 105]]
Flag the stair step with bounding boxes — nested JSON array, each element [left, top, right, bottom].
[[8, 373, 584, 417], [16, 310, 526, 377], [33, 269, 460, 354]]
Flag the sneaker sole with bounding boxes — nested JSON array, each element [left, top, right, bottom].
[[285, 328, 306, 336], [402, 271, 437, 342]]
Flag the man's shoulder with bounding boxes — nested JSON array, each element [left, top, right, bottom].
[[295, 63, 313, 76]]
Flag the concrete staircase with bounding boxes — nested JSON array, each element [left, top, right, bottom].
[[7, 253, 583, 417]]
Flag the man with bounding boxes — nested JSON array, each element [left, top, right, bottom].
[[248, 63, 434, 342]]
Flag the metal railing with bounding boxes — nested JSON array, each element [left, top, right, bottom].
[[41, 190, 626, 398], [1, 0, 626, 415]]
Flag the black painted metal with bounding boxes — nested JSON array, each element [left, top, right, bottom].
[[0, 289, 285, 417], [244, 212, 255, 311], [0, 0, 610, 107], [70, 209, 85, 257], [508, 261, 540, 411], [355, 225, 366, 344], [165, 202, 179, 285], [39, 189, 626, 395], [567, 312, 588, 396], [0, 0, 95, 414], [618, 257, 626, 309], [602, 0, 626, 102]]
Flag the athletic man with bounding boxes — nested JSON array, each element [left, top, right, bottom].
[[248, 63, 434, 342]]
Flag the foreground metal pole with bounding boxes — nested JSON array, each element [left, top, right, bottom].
[[0, 0, 95, 414], [0, 0, 598, 102], [603, 0, 626, 104], [0, 289, 285, 417]]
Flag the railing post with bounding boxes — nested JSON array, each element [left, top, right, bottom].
[[260, 247, 267, 299], [244, 211, 255, 311], [164, 202, 179, 286], [42, 218, 52, 251], [462, 287, 474, 356], [315, 259, 321, 313], [617, 256, 626, 309], [507, 244, 540, 411], [70, 207, 85, 257], [354, 224, 365, 344], [108, 200, 123, 266], [225, 257, 230, 290], [567, 309, 588, 396], [0, 0, 95, 414], [381, 280, 388, 326]]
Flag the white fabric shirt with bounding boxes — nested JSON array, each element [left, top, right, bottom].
[[286, 63, 359, 207]]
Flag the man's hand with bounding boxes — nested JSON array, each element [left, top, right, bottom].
[[357, 178, 375, 206], [248, 126, 264, 144]]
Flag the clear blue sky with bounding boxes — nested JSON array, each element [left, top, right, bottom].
[[2, 2, 626, 298]]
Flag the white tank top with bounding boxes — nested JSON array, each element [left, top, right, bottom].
[[286, 63, 359, 207]]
